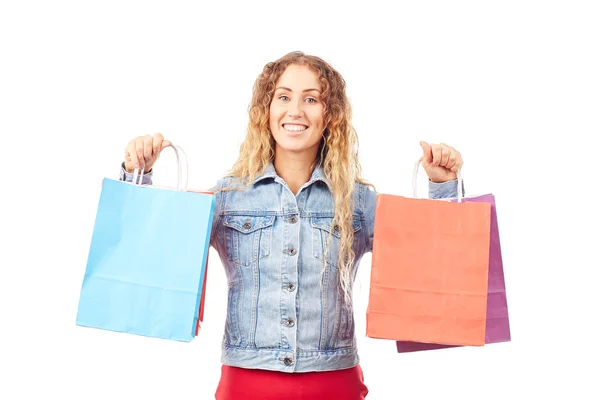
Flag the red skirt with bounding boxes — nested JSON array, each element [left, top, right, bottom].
[[215, 364, 369, 400]]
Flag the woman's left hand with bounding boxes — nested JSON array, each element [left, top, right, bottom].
[[419, 141, 463, 183]]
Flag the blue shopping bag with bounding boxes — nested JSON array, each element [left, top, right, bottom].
[[76, 144, 215, 342]]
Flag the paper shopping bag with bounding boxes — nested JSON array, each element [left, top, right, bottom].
[[189, 188, 214, 337], [76, 145, 215, 342], [366, 162, 492, 346], [396, 193, 510, 352], [195, 258, 208, 336]]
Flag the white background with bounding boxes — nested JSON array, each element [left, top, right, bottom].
[[1, 1, 599, 399]]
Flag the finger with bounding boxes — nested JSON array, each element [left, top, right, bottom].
[[135, 137, 146, 170], [152, 132, 165, 157], [450, 153, 463, 172], [125, 141, 138, 171], [431, 144, 442, 166], [419, 141, 432, 163], [440, 142, 456, 162], [446, 153, 457, 170], [143, 135, 153, 162], [440, 147, 451, 167]]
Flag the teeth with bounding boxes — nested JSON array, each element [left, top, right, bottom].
[[284, 124, 307, 132]]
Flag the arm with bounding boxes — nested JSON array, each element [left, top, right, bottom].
[[208, 179, 224, 251], [363, 185, 377, 254]]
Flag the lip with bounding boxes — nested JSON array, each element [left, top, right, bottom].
[[282, 123, 309, 128], [281, 123, 309, 136]]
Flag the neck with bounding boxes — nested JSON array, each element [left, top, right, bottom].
[[273, 146, 318, 195]]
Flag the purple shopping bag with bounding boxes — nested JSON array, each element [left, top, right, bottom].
[[396, 193, 511, 352]]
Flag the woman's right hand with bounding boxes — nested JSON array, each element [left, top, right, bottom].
[[124, 133, 172, 173]]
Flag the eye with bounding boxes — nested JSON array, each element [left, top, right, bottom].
[[306, 97, 317, 104], [278, 95, 290, 101]]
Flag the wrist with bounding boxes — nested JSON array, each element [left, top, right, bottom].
[[122, 162, 151, 175], [429, 177, 456, 184]]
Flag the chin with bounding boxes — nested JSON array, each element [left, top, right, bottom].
[[275, 139, 313, 152]]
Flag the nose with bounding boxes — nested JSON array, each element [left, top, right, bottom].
[[287, 99, 304, 118]]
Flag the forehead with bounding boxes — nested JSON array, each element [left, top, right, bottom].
[[276, 64, 321, 91]]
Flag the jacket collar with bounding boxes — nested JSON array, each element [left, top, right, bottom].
[[253, 160, 330, 190]]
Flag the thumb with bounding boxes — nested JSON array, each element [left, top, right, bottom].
[[161, 140, 172, 149], [420, 141, 432, 163]]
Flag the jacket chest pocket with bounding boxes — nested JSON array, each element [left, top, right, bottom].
[[223, 215, 275, 267], [311, 217, 362, 269]]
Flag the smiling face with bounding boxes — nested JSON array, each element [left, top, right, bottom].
[[269, 64, 325, 156]]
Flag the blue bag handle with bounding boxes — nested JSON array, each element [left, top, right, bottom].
[[132, 143, 189, 191]]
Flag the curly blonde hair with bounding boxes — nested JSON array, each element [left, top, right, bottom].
[[221, 51, 375, 308]]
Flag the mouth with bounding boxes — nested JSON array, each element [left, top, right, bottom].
[[282, 123, 308, 132]]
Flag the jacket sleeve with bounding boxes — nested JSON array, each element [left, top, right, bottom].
[[208, 179, 224, 251], [428, 178, 464, 200], [119, 162, 154, 185]]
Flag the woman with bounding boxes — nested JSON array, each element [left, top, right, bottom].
[[120, 51, 463, 399]]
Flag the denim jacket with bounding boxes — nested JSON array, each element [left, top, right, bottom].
[[120, 161, 460, 372]]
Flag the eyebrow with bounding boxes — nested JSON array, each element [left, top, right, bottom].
[[275, 86, 321, 94]]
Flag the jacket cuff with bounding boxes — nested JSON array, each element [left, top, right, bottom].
[[119, 162, 153, 185], [428, 179, 465, 199]]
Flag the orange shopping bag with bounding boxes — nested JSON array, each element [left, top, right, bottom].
[[366, 159, 492, 346]]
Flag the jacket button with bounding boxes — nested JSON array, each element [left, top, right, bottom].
[[283, 357, 293, 366], [283, 248, 297, 256], [243, 222, 251, 230], [284, 283, 295, 292], [282, 318, 295, 327], [289, 216, 298, 223], [333, 225, 340, 233]]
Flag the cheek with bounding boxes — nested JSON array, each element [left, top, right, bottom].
[[268, 105, 278, 129], [309, 106, 325, 127]]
